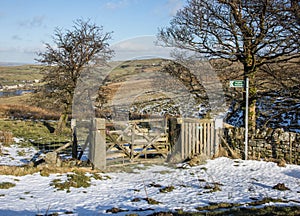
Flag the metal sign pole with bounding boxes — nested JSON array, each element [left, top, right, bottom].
[[245, 77, 249, 160]]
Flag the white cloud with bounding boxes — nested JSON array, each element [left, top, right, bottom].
[[18, 15, 46, 28], [104, 0, 128, 10], [111, 35, 173, 61]]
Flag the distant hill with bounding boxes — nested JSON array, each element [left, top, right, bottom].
[[0, 62, 33, 66]]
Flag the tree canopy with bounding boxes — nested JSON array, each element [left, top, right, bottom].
[[158, 0, 300, 75], [35, 19, 113, 133], [158, 0, 300, 130]]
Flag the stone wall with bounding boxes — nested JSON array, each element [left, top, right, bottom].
[[223, 125, 300, 164]]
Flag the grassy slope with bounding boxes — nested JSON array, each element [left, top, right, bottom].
[[0, 94, 31, 105], [0, 65, 43, 86]]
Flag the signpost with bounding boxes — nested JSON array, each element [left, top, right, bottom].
[[229, 80, 244, 88], [244, 77, 249, 160], [229, 79, 249, 160]]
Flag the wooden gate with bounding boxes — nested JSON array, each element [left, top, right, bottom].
[[105, 118, 169, 164], [177, 118, 220, 159], [72, 117, 221, 169]]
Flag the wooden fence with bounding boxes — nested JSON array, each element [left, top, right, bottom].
[[71, 117, 221, 169]]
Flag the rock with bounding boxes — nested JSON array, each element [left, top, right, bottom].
[[187, 154, 208, 166], [45, 152, 58, 165], [148, 213, 173, 216], [277, 158, 286, 167], [273, 183, 290, 191], [106, 207, 128, 213]]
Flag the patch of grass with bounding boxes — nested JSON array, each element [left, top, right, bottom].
[[250, 197, 287, 206], [0, 119, 70, 148], [200, 167, 208, 172], [0, 182, 16, 189], [90, 173, 110, 181], [17, 150, 26, 156], [50, 170, 91, 192], [159, 185, 175, 193], [91, 173, 103, 180], [193, 197, 290, 215], [145, 197, 161, 205], [203, 183, 222, 193], [196, 202, 240, 211], [154, 205, 300, 215]]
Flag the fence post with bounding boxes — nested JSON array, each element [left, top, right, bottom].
[[179, 119, 185, 159], [214, 117, 223, 156], [130, 124, 135, 160], [90, 118, 106, 170], [71, 119, 77, 159], [168, 117, 178, 151]]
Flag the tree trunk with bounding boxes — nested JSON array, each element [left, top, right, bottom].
[[249, 100, 256, 132], [244, 61, 257, 134], [248, 74, 257, 133], [55, 113, 68, 135]]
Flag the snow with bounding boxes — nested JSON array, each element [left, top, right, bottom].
[[1, 146, 300, 215], [0, 144, 36, 166]]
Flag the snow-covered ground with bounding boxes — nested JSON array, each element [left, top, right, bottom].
[[0, 144, 36, 166], [0, 145, 300, 216]]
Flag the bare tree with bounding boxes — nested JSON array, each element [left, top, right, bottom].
[[158, 0, 300, 131], [36, 19, 113, 134]]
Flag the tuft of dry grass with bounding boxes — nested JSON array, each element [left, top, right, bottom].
[[0, 130, 13, 146], [0, 104, 60, 120], [0, 165, 98, 177]]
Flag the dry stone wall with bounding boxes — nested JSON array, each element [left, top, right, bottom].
[[223, 126, 300, 164]]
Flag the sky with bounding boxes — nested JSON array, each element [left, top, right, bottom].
[[0, 0, 185, 64]]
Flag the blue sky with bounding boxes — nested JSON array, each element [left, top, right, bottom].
[[0, 0, 185, 63]]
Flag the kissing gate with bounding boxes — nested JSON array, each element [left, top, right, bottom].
[[72, 117, 222, 169]]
